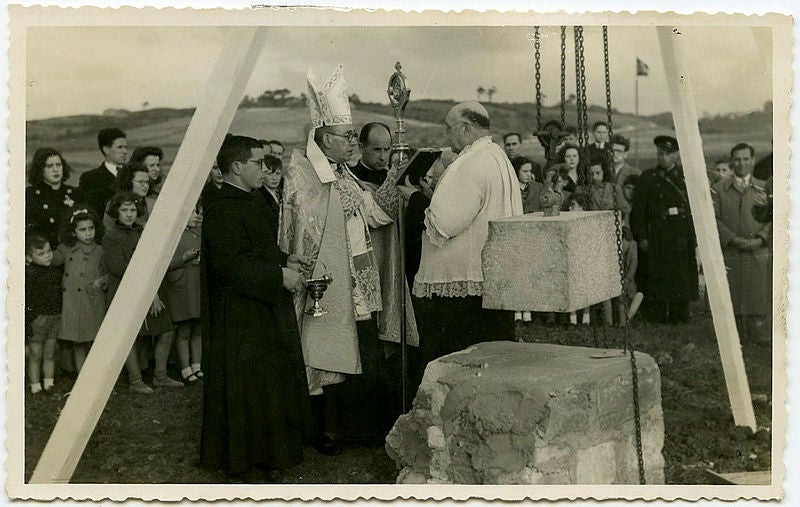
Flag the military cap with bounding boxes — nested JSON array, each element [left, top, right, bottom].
[[654, 135, 679, 153]]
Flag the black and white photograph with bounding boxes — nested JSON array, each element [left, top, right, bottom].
[[6, 5, 791, 502]]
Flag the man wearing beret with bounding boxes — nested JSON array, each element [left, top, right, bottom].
[[630, 135, 698, 324]]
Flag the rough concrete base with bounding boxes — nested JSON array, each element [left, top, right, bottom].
[[386, 341, 664, 484], [482, 211, 621, 312]]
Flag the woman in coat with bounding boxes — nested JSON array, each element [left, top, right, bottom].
[[26, 147, 82, 248]]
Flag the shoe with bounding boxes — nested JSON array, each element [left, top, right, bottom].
[[312, 434, 341, 456], [129, 381, 154, 395], [522, 311, 532, 322], [182, 372, 199, 384], [153, 375, 184, 388], [514, 311, 522, 321], [193, 369, 204, 378]]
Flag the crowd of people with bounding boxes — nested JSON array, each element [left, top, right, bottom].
[[24, 65, 774, 480]]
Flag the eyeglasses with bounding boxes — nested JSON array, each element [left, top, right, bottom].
[[327, 130, 359, 143], [241, 158, 265, 168]]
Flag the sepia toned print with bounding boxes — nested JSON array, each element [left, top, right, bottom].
[[6, 5, 790, 501]]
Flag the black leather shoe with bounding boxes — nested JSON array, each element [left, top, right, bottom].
[[312, 435, 341, 456]]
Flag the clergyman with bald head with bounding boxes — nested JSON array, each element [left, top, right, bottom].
[[410, 100, 523, 367]]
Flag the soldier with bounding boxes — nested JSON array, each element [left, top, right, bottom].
[[630, 135, 698, 324]]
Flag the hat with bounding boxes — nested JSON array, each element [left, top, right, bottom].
[[654, 135, 679, 153], [306, 65, 352, 128]]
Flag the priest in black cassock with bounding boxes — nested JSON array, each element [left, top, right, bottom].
[[200, 134, 312, 477], [351, 122, 393, 186]]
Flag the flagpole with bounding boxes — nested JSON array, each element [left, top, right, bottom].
[[634, 72, 640, 167]]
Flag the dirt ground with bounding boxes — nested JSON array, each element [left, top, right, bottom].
[[23, 302, 773, 485]]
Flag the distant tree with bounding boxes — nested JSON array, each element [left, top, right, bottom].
[[477, 86, 486, 101], [763, 100, 773, 114], [487, 86, 497, 102], [349, 93, 361, 105], [142, 101, 149, 109], [567, 93, 577, 106]]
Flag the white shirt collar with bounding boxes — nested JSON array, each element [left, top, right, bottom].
[[737, 173, 752, 185], [223, 181, 251, 193], [104, 161, 119, 176]]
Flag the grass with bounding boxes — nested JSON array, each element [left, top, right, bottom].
[[23, 301, 772, 485]]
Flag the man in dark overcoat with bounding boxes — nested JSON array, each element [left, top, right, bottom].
[[630, 135, 698, 324], [200, 135, 312, 477]]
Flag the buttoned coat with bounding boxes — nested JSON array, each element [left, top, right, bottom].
[[630, 165, 698, 302], [26, 182, 82, 247], [58, 243, 107, 343], [711, 177, 772, 315]]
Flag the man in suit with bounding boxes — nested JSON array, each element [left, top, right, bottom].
[[609, 134, 641, 215], [200, 134, 311, 478], [586, 121, 612, 163], [79, 127, 128, 218], [351, 122, 392, 186]]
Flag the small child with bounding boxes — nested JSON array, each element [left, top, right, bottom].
[[56, 208, 108, 373], [166, 205, 203, 383], [25, 233, 63, 394], [712, 157, 732, 184]]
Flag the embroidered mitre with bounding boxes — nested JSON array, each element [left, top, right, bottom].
[[306, 65, 352, 128]]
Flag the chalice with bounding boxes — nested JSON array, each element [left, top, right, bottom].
[[305, 262, 333, 317]]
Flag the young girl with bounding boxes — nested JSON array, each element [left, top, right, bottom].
[[576, 155, 617, 212], [165, 205, 203, 383], [103, 192, 188, 393], [57, 208, 108, 373]]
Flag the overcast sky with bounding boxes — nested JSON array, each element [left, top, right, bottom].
[[26, 25, 772, 121]]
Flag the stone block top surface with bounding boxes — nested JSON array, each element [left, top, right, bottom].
[[490, 210, 613, 224], [436, 341, 656, 396]]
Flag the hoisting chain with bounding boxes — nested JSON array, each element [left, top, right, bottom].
[[577, 27, 590, 151], [534, 26, 543, 131], [560, 26, 567, 129], [573, 26, 584, 150], [611, 168, 646, 485], [603, 26, 614, 137]]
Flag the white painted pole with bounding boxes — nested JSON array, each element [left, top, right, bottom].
[[657, 26, 756, 431], [30, 27, 268, 483]]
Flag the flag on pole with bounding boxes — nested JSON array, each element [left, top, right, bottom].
[[636, 57, 649, 76]]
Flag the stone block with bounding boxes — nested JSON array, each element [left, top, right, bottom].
[[482, 211, 621, 312], [386, 341, 664, 484]]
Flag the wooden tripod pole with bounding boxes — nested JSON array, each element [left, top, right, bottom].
[[30, 27, 268, 483], [657, 26, 756, 431]]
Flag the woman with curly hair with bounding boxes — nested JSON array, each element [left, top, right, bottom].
[[130, 146, 165, 196], [26, 147, 82, 248]]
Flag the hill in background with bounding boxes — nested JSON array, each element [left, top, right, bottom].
[[26, 100, 772, 186]]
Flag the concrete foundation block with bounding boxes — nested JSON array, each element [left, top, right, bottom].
[[386, 341, 664, 484], [482, 211, 621, 312]]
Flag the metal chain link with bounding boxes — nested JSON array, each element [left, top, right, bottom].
[[560, 26, 567, 129], [611, 169, 646, 485], [573, 26, 584, 149], [577, 27, 590, 150], [603, 26, 614, 137], [534, 26, 542, 131]]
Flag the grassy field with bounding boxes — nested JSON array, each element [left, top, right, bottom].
[[24, 301, 772, 485]]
